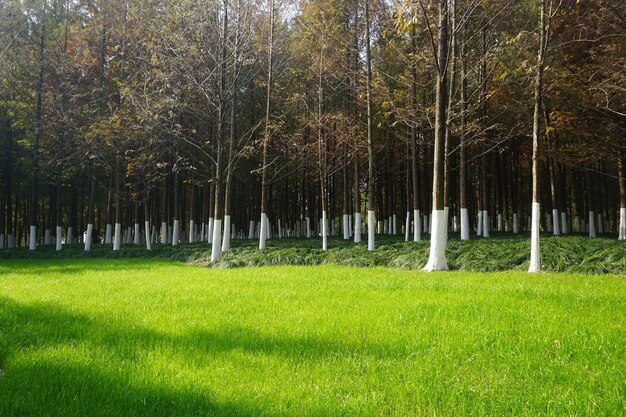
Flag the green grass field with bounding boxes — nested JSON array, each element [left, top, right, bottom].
[[0, 259, 624, 416]]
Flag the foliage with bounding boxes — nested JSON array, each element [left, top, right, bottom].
[[2, 234, 624, 274]]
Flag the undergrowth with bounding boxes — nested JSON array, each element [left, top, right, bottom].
[[2, 233, 623, 274]]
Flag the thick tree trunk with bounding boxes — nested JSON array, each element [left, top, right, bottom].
[[424, 0, 449, 271]]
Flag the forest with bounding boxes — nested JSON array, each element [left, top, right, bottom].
[[0, 0, 624, 271]]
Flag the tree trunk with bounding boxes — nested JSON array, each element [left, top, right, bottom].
[[424, 0, 449, 271], [259, 0, 274, 250], [365, 0, 375, 251], [529, 0, 547, 272]]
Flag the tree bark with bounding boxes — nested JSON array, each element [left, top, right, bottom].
[[424, 0, 449, 271]]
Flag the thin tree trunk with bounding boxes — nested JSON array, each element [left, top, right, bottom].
[[365, 0, 375, 251], [529, 0, 548, 272], [30, 3, 47, 250], [259, 0, 274, 250], [411, 22, 421, 242]]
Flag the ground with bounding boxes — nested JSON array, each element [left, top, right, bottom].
[[0, 259, 624, 416]]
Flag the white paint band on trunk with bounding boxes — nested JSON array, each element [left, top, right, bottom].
[[528, 202, 541, 272], [423, 210, 448, 271], [460, 208, 469, 241], [134, 223, 141, 245], [222, 215, 231, 251], [56, 226, 63, 251], [513, 213, 519, 234], [211, 218, 222, 261], [84, 224, 93, 251], [322, 211, 328, 251], [208, 218, 214, 244], [414, 209, 421, 241], [113, 223, 122, 251], [367, 210, 375, 251], [189, 220, 195, 243], [619, 208, 626, 240], [145, 221, 152, 250], [588, 211, 596, 238], [29, 225, 37, 250], [354, 212, 362, 243], [259, 213, 268, 249], [552, 209, 560, 236], [172, 219, 180, 246]]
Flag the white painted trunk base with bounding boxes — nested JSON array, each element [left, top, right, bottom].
[[208, 218, 214, 244], [160, 222, 167, 244], [145, 221, 152, 250], [405, 212, 410, 241], [497, 214, 503, 232], [222, 215, 231, 251], [84, 224, 94, 251], [529, 202, 541, 273], [618, 208, 626, 240], [248, 220, 255, 239], [392, 214, 397, 235], [56, 226, 63, 251], [423, 210, 448, 271], [322, 211, 328, 251], [482, 210, 489, 238], [513, 213, 519, 234], [189, 220, 195, 243], [211, 218, 222, 262], [552, 209, 560, 236], [414, 210, 421, 242], [354, 213, 362, 243], [29, 225, 37, 250], [349, 214, 353, 238], [460, 208, 470, 241], [477, 213, 482, 236], [597, 214, 604, 234], [561, 212, 568, 234], [104, 224, 112, 244], [172, 220, 180, 246], [113, 223, 122, 251], [343, 214, 350, 240], [134, 223, 141, 245], [259, 213, 268, 249], [574, 216, 580, 233], [67, 226, 74, 245], [367, 210, 375, 251], [588, 211, 596, 238]]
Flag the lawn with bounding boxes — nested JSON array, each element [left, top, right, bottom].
[[0, 259, 624, 416]]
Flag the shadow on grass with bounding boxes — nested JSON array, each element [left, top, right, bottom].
[[0, 258, 173, 275], [0, 296, 389, 416]]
